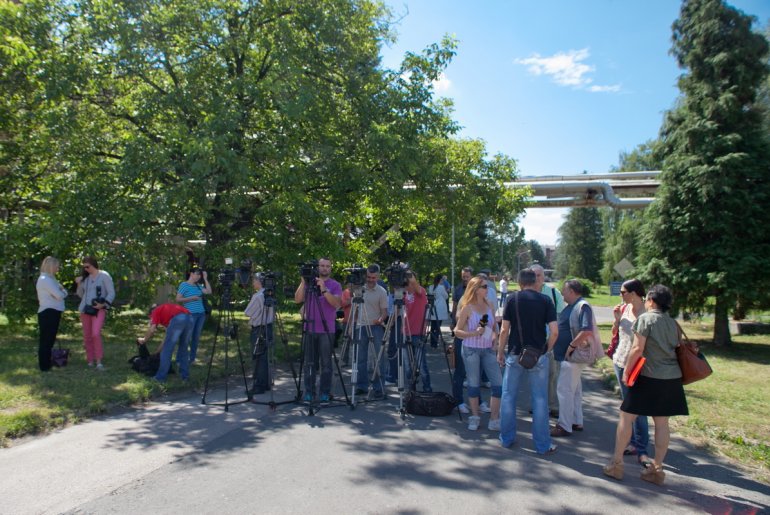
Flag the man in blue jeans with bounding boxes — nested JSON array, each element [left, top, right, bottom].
[[496, 269, 558, 454], [137, 303, 193, 383]]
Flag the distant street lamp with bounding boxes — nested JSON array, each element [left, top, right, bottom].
[[516, 250, 530, 276]]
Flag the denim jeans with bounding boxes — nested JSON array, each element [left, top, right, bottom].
[[250, 323, 274, 391], [354, 324, 386, 392], [451, 338, 467, 403], [499, 353, 552, 454], [187, 312, 206, 362], [614, 363, 650, 455], [154, 313, 192, 382], [429, 319, 442, 347], [303, 331, 333, 395], [462, 346, 503, 398], [386, 316, 403, 383]]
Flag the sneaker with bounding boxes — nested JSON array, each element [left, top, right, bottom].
[[303, 393, 313, 402], [480, 401, 492, 413], [385, 380, 396, 386], [467, 415, 481, 431], [319, 393, 330, 404], [458, 403, 471, 414], [95, 363, 105, 371], [488, 418, 501, 431], [87, 362, 94, 368]]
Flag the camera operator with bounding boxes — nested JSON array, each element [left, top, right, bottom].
[[404, 271, 432, 392], [75, 256, 115, 370], [352, 264, 388, 398], [137, 303, 192, 383], [245, 273, 275, 395], [294, 257, 342, 403], [176, 267, 212, 364]]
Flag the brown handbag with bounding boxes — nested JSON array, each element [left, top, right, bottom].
[[675, 323, 713, 385]]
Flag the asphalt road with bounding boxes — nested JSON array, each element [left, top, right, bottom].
[[1, 343, 768, 514]]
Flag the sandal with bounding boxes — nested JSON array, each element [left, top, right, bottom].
[[638, 454, 654, 468], [640, 464, 666, 486], [602, 460, 624, 480], [623, 444, 637, 456]]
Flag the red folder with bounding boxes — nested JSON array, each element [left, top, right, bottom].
[[627, 357, 646, 387]]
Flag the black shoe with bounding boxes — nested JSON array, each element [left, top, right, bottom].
[[549, 410, 559, 419], [354, 388, 368, 395]]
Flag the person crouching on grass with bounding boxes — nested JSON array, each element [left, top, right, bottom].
[[137, 303, 193, 383]]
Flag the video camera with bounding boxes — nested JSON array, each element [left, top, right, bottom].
[[219, 257, 252, 288], [299, 260, 319, 282], [344, 264, 366, 287], [385, 261, 412, 288], [255, 271, 278, 293]]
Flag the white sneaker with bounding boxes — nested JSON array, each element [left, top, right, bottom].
[[458, 403, 470, 414], [468, 415, 481, 431], [95, 363, 105, 371], [488, 418, 501, 431], [480, 401, 492, 413]]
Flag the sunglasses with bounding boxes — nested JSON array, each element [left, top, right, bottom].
[[479, 284, 488, 289], [620, 290, 628, 294]]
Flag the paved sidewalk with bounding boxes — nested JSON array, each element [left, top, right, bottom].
[[1, 344, 768, 514]]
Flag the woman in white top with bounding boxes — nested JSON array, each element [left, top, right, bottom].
[[611, 278, 650, 465], [36, 256, 68, 371], [454, 275, 502, 431], [428, 275, 449, 348], [75, 256, 116, 370]]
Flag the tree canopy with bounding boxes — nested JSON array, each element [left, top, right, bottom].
[[640, 0, 770, 345], [0, 0, 527, 316]]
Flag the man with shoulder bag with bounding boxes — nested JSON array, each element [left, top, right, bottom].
[[550, 279, 601, 438], [497, 269, 558, 454]]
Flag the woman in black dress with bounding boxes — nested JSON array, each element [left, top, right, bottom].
[[603, 284, 688, 486]]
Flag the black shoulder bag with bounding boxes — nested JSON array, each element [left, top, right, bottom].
[[514, 292, 542, 369]]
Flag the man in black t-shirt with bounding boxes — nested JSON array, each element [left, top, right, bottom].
[[496, 269, 558, 454]]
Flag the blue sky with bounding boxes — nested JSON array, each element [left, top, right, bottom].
[[379, 0, 770, 246]]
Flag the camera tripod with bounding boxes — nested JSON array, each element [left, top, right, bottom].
[[338, 285, 386, 406], [201, 282, 252, 411], [372, 287, 422, 418], [296, 280, 350, 415], [423, 292, 461, 420], [248, 289, 300, 410]]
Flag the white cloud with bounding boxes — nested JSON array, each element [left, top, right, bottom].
[[515, 48, 620, 93], [432, 72, 452, 93], [588, 84, 621, 93], [519, 208, 568, 247]]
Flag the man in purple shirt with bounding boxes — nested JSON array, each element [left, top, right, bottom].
[[294, 257, 342, 403]]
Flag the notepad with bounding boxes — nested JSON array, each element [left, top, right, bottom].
[[627, 356, 646, 387]]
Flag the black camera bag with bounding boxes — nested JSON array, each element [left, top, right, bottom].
[[404, 391, 458, 417]]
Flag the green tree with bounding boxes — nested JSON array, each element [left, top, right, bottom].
[[600, 140, 662, 283], [0, 0, 527, 316], [555, 207, 604, 282], [640, 0, 770, 345]]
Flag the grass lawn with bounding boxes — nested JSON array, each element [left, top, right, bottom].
[[0, 301, 304, 446], [2, 304, 769, 484], [595, 322, 770, 483]]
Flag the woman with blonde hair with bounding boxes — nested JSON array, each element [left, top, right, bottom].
[[37, 256, 68, 371], [453, 275, 502, 431]]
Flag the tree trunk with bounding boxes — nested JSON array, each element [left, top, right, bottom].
[[713, 295, 732, 346]]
